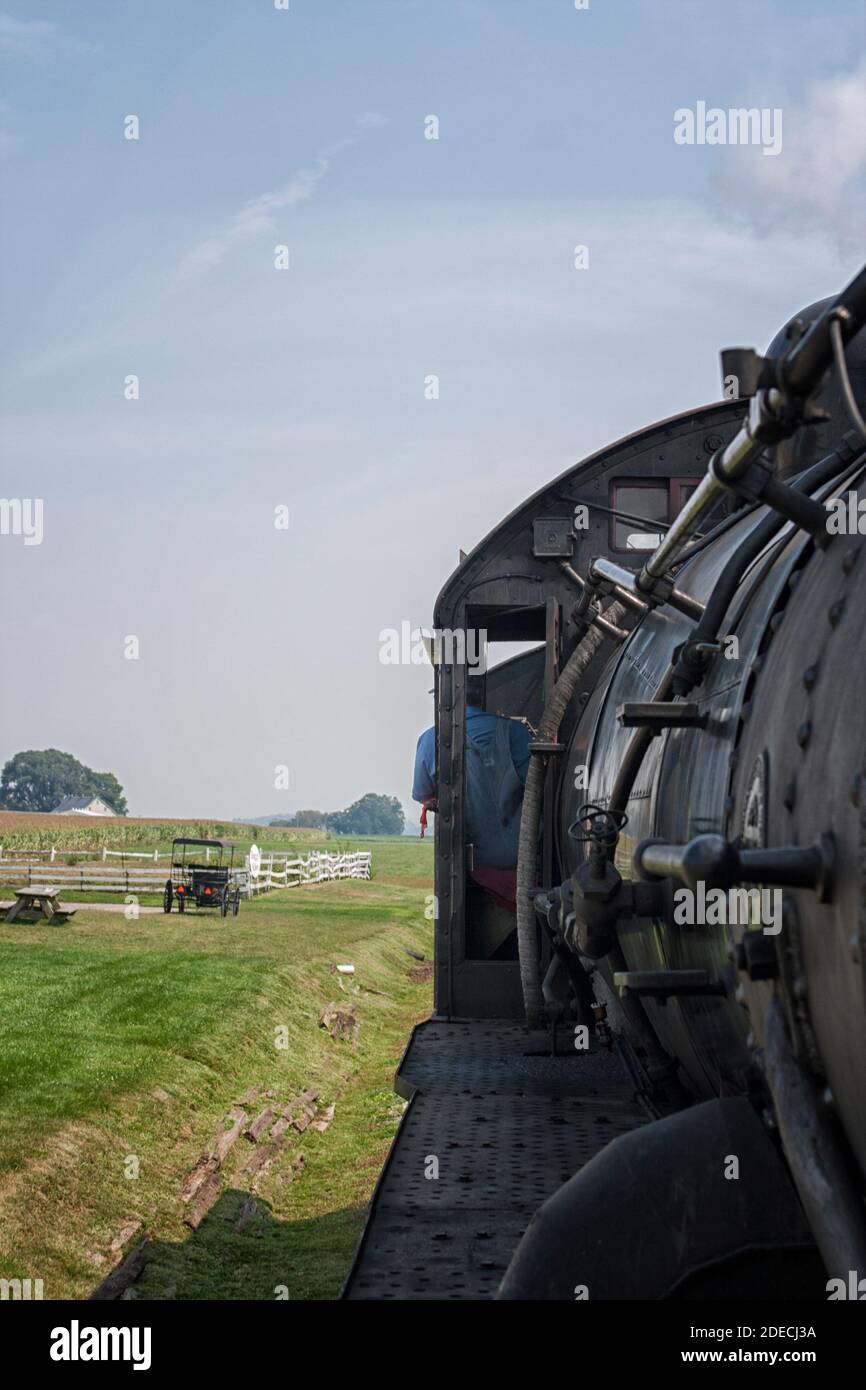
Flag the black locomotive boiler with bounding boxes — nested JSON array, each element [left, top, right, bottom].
[[344, 262, 866, 1301]]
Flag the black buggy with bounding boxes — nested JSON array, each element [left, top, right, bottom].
[[163, 838, 242, 917]]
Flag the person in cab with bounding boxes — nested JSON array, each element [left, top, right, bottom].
[[412, 676, 533, 911]]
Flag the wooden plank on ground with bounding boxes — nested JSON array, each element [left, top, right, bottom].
[[110, 1220, 143, 1253], [212, 1108, 246, 1161], [241, 1134, 286, 1183], [310, 1103, 336, 1134], [179, 1155, 218, 1204], [244, 1107, 275, 1143], [183, 1170, 221, 1230], [89, 1238, 150, 1301], [283, 1087, 320, 1133]]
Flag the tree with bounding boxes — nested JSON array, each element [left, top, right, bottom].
[[325, 793, 404, 837], [90, 771, 128, 817], [0, 749, 128, 815]]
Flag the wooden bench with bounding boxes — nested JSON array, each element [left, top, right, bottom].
[[3, 886, 77, 924]]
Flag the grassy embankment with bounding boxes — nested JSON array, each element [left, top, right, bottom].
[[0, 835, 433, 1300]]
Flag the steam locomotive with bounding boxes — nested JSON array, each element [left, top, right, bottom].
[[344, 262, 866, 1301]]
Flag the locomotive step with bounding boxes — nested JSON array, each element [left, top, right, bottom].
[[618, 702, 708, 730], [613, 969, 727, 1000]]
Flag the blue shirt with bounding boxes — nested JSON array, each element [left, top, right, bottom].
[[412, 707, 533, 802]]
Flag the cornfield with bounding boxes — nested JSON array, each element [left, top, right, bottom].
[[0, 812, 322, 854]]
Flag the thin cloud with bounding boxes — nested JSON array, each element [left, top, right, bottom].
[[0, 12, 95, 58], [714, 58, 866, 252], [174, 116, 387, 282]]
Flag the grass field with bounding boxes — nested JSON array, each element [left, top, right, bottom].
[[0, 836, 433, 1300]]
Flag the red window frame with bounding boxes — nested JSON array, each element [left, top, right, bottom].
[[608, 476, 701, 553]]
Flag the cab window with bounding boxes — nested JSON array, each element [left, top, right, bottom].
[[610, 477, 699, 552]]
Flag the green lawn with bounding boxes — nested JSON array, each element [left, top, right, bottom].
[[0, 836, 433, 1299]]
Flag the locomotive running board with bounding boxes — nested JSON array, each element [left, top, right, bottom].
[[340, 1018, 653, 1300]]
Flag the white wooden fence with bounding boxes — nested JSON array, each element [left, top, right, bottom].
[[1, 850, 372, 899], [0, 845, 103, 862], [0, 845, 221, 865], [103, 847, 162, 862], [246, 852, 372, 895], [0, 863, 174, 894]]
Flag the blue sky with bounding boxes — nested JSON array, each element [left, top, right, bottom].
[[1, 0, 864, 821]]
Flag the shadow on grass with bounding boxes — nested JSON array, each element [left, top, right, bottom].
[[93, 1190, 368, 1302]]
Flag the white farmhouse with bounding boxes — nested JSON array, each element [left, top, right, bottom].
[[51, 795, 116, 817]]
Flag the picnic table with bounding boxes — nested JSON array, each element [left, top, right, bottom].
[[3, 886, 76, 924]]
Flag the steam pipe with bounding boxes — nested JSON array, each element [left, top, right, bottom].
[[559, 562, 633, 637], [636, 260, 866, 593], [590, 557, 704, 621]]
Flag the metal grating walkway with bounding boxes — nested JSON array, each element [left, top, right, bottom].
[[342, 1019, 651, 1300]]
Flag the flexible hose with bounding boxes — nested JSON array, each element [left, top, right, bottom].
[[516, 603, 626, 1027]]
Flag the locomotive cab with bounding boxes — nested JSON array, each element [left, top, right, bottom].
[[431, 399, 743, 1021], [346, 263, 866, 1302]]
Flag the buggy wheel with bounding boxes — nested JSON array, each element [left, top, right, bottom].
[[232, 886, 240, 917], [220, 885, 230, 918], [163, 879, 173, 913]]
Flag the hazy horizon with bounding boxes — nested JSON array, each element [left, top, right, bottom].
[[2, 0, 864, 827]]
